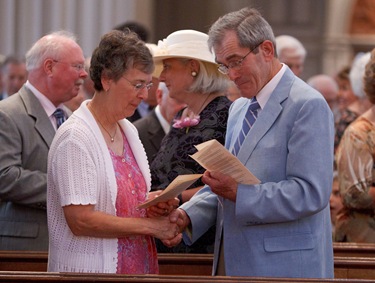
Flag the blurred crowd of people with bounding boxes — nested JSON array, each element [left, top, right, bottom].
[[304, 51, 375, 243]]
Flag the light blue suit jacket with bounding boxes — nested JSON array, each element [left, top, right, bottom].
[[181, 68, 334, 278]]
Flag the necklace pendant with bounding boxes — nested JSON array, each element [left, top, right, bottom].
[[111, 137, 114, 142]]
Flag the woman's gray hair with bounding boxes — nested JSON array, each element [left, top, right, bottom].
[[180, 59, 230, 94], [90, 30, 154, 91], [208, 7, 276, 57], [350, 52, 371, 98], [25, 30, 77, 71]]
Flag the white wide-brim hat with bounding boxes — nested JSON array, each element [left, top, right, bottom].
[[152, 29, 217, 77], [145, 43, 162, 78]]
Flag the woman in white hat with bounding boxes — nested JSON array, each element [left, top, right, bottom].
[[150, 29, 232, 253]]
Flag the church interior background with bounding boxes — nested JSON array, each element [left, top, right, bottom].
[[0, 0, 374, 82]]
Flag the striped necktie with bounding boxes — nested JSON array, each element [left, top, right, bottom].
[[53, 108, 65, 129], [232, 97, 260, 156]]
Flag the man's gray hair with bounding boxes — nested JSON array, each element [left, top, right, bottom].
[[25, 30, 77, 71], [208, 7, 276, 56]]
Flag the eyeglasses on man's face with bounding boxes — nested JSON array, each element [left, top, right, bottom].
[[217, 42, 263, 75], [52, 60, 85, 72], [122, 76, 153, 92]]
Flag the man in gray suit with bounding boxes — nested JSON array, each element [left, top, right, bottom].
[[165, 7, 334, 278], [0, 31, 87, 250]]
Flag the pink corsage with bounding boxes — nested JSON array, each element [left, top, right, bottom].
[[172, 115, 200, 133]]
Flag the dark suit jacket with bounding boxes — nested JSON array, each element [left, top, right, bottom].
[[127, 108, 142, 123], [0, 85, 57, 251], [133, 110, 166, 164]]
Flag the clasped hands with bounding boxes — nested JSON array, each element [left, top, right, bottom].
[[146, 191, 189, 247], [145, 171, 237, 246]]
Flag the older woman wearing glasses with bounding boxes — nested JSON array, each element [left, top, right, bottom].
[[46, 30, 180, 274]]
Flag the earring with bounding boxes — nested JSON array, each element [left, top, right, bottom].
[[191, 71, 197, 77]]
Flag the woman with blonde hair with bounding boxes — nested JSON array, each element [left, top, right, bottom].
[[150, 30, 232, 253]]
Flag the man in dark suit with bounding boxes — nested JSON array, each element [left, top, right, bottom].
[[134, 82, 185, 163], [0, 30, 87, 250]]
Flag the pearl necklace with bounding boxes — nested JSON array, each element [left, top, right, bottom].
[[90, 105, 117, 143]]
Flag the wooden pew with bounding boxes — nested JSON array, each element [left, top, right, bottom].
[[2, 242, 375, 272], [0, 251, 47, 272], [333, 242, 375, 257], [158, 253, 211, 275], [0, 252, 213, 275], [0, 271, 375, 283], [159, 254, 375, 280], [2, 250, 375, 279], [334, 256, 375, 279]]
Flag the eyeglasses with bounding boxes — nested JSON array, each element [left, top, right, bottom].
[[217, 42, 263, 75], [122, 76, 153, 92], [53, 60, 85, 72]]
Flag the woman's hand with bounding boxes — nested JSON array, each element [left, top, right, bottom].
[[146, 190, 179, 218], [63, 203, 181, 241], [150, 215, 182, 242]]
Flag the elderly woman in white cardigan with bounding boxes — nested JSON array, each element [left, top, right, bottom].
[[47, 30, 180, 274]]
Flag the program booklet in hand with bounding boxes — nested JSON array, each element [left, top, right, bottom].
[[137, 174, 203, 209], [190, 139, 260, 185]]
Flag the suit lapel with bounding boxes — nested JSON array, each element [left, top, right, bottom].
[[20, 86, 55, 147], [147, 111, 165, 152], [237, 68, 294, 165]]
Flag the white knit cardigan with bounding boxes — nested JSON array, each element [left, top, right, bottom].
[[47, 100, 151, 273]]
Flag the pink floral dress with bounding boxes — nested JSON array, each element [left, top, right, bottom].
[[335, 116, 375, 242], [109, 130, 158, 274]]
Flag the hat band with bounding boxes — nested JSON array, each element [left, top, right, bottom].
[[156, 39, 215, 63]]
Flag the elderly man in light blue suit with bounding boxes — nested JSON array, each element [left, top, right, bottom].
[[165, 7, 334, 278]]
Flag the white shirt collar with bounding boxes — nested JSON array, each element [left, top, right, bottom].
[[25, 80, 65, 130], [154, 105, 170, 134], [256, 63, 287, 108]]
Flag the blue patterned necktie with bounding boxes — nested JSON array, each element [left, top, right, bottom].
[[53, 108, 65, 129], [232, 97, 260, 156]]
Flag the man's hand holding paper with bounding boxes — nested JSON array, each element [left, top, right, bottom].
[[190, 139, 260, 185], [202, 170, 239, 202], [189, 139, 260, 202]]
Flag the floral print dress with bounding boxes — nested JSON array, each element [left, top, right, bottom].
[[335, 116, 375, 242], [110, 130, 158, 274]]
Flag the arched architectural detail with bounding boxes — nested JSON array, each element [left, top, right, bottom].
[[350, 0, 375, 34], [0, 0, 153, 58], [323, 0, 375, 76], [323, 0, 356, 76]]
